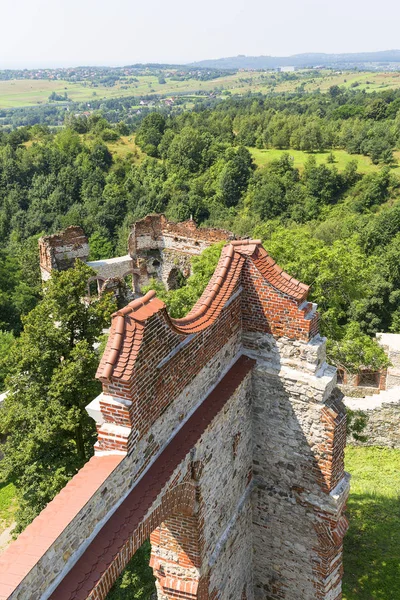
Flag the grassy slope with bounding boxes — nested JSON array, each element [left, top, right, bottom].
[[2, 70, 400, 108], [103, 135, 146, 163], [0, 479, 17, 534], [248, 147, 400, 175], [343, 447, 400, 600]]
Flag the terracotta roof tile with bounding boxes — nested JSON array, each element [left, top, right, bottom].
[[251, 246, 309, 302], [49, 355, 255, 600], [0, 455, 123, 597], [96, 241, 310, 384]]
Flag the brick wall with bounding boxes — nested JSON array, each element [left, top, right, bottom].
[[100, 292, 242, 452], [241, 260, 318, 341], [1, 240, 349, 600], [38, 226, 89, 279]]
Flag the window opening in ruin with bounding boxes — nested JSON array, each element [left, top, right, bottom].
[[152, 259, 161, 267], [88, 278, 104, 298], [106, 540, 156, 600], [336, 368, 345, 385], [105, 515, 201, 599], [167, 268, 186, 291], [124, 274, 134, 292], [358, 370, 380, 388]]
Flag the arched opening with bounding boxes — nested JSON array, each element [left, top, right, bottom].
[[87, 276, 105, 298], [106, 540, 156, 599], [121, 270, 141, 296], [167, 268, 185, 291], [91, 483, 203, 600], [106, 514, 201, 600], [150, 515, 201, 599]]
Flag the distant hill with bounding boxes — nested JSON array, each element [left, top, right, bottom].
[[190, 50, 400, 70]]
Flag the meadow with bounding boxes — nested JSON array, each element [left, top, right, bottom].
[[248, 147, 400, 175], [2, 70, 400, 109], [86, 134, 146, 163], [343, 447, 400, 600]]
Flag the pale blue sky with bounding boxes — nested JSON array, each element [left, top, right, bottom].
[[1, 0, 399, 68]]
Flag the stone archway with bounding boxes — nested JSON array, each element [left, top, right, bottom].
[[88, 483, 205, 600]]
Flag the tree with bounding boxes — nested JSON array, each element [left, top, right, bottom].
[[0, 330, 14, 390], [0, 261, 116, 531], [167, 127, 212, 174], [329, 85, 342, 99], [217, 146, 255, 207], [135, 113, 166, 157], [88, 231, 114, 260], [327, 321, 390, 373]]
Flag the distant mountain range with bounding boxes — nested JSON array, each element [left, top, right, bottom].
[[190, 50, 400, 70]]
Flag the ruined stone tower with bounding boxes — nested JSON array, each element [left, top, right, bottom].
[[0, 239, 349, 600]]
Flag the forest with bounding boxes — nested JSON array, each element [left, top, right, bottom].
[[2, 86, 400, 375], [1, 82, 400, 566]]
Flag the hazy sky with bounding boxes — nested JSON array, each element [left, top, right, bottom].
[[1, 0, 399, 68]]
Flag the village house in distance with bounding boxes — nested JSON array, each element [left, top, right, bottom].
[[0, 216, 349, 600]]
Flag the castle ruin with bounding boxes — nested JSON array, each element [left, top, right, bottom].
[[0, 235, 349, 600], [38, 215, 233, 297]]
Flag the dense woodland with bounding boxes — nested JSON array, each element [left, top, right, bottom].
[[1, 84, 400, 536]]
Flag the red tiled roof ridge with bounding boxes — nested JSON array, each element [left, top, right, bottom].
[[171, 243, 235, 326], [251, 246, 309, 301], [111, 289, 157, 318], [97, 241, 311, 382], [98, 290, 164, 381]]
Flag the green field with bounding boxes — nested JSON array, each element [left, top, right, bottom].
[[0, 479, 17, 534], [0, 73, 246, 108], [86, 135, 146, 164], [343, 447, 400, 600], [248, 147, 400, 175], [2, 70, 400, 109], [228, 70, 400, 95]]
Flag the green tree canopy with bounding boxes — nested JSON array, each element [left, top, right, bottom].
[[0, 261, 116, 531]]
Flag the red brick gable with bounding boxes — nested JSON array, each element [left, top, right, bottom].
[[97, 240, 317, 384]]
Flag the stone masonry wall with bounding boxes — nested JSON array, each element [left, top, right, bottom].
[[128, 214, 232, 291], [199, 377, 254, 600], [245, 332, 348, 600], [39, 215, 232, 296], [39, 226, 89, 280], [345, 394, 400, 448], [5, 239, 349, 600], [6, 338, 242, 600]]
